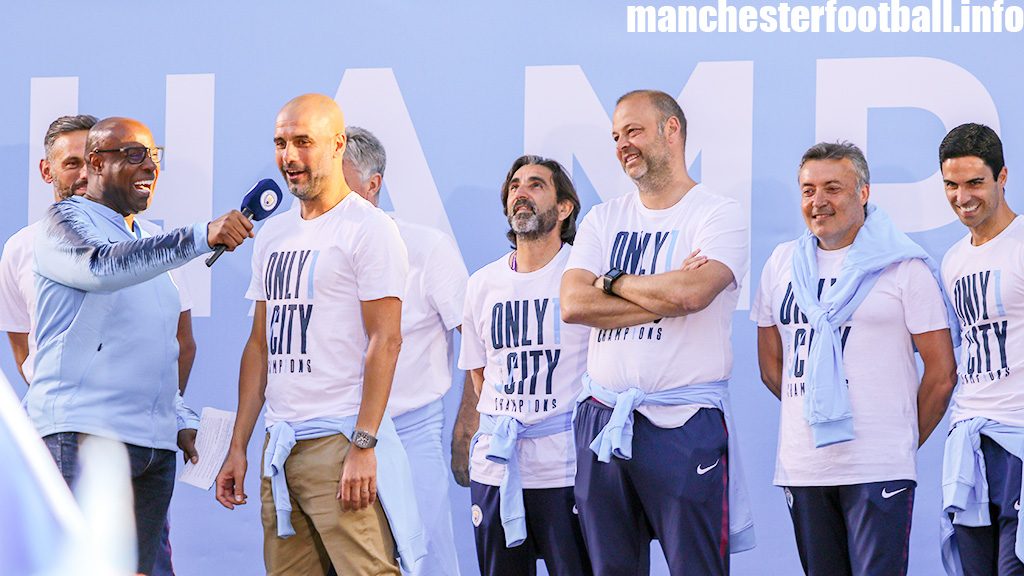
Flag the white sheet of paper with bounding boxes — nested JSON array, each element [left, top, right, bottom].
[[179, 407, 236, 490]]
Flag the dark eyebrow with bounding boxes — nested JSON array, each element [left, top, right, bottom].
[[526, 176, 547, 185]]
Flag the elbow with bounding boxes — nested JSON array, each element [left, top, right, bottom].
[[376, 332, 403, 359], [388, 334, 403, 357], [663, 290, 714, 318], [178, 338, 197, 363], [560, 296, 586, 325]]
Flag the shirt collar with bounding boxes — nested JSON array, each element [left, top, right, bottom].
[[67, 196, 137, 237]]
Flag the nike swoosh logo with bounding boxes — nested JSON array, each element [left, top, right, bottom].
[[697, 459, 720, 475], [882, 487, 908, 499], [1015, 500, 1020, 511]]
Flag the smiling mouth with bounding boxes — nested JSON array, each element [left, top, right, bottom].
[[957, 202, 980, 215], [133, 180, 154, 193], [623, 152, 640, 165]]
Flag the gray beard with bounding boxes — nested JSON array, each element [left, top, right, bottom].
[[510, 205, 559, 242]]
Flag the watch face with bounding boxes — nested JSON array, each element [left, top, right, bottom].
[[352, 430, 377, 449]]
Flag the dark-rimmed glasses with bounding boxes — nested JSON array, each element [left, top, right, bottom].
[[93, 146, 164, 165]]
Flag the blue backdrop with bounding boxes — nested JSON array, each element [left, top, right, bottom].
[[2, 1, 1020, 574]]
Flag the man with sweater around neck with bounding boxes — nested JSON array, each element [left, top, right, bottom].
[[459, 155, 592, 576], [26, 116, 253, 575], [215, 94, 424, 576], [752, 141, 956, 576], [939, 124, 1024, 576], [560, 89, 753, 575]]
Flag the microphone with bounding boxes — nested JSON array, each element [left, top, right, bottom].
[[205, 178, 282, 267]]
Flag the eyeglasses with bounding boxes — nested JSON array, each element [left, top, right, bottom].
[[93, 146, 164, 165]]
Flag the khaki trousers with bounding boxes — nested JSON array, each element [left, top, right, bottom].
[[261, 433, 399, 576]]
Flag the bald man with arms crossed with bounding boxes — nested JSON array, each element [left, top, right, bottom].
[[216, 95, 424, 576]]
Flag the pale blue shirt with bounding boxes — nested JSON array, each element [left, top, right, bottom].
[[25, 196, 209, 450]]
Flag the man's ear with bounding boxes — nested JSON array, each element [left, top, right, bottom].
[[39, 158, 53, 183], [88, 151, 104, 175], [367, 173, 383, 198], [336, 132, 347, 158]]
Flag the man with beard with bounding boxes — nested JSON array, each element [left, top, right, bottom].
[[215, 94, 423, 576], [0, 114, 97, 385], [459, 154, 592, 576], [939, 124, 1024, 575], [26, 116, 252, 575], [342, 126, 467, 576], [560, 89, 754, 575]]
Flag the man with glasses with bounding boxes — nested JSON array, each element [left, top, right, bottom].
[[24, 116, 253, 575], [0, 115, 201, 576]]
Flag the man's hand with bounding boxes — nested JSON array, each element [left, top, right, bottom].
[[177, 428, 198, 464], [681, 248, 708, 271], [339, 446, 377, 511], [215, 449, 248, 510], [207, 210, 254, 251]]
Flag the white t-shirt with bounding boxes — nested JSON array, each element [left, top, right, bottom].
[[459, 245, 589, 488], [389, 219, 468, 417], [752, 241, 949, 486], [0, 218, 191, 384], [564, 185, 748, 428], [942, 216, 1024, 427], [0, 223, 38, 382], [246, 192, 408, 425]]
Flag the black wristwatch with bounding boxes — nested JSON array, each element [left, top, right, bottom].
[[351, 429, 378, 449], [602, 268, 625, 295]]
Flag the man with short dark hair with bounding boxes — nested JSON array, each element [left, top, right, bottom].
[[560, 89, 753, 575], [752, 141, 956, 576], [939, 123, 1024, 575], [460, 154, 592, 575], [25, 116, 253, 575], [342, 125, 467, 576]]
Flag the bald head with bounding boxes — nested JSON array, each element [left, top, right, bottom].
[[274, 94, 350, 205], [86, 117, 153, 154], [276, 94, 346, 136], [85, 116, 160, 218]]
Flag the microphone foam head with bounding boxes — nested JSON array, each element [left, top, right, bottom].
[[241, 179, 282, 221]]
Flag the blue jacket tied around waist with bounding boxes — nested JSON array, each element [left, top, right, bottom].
[[576, 373, 756, 553], [263, 415, 426, 572]]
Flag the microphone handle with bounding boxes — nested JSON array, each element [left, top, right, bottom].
[[205, 207, 255, 267]]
